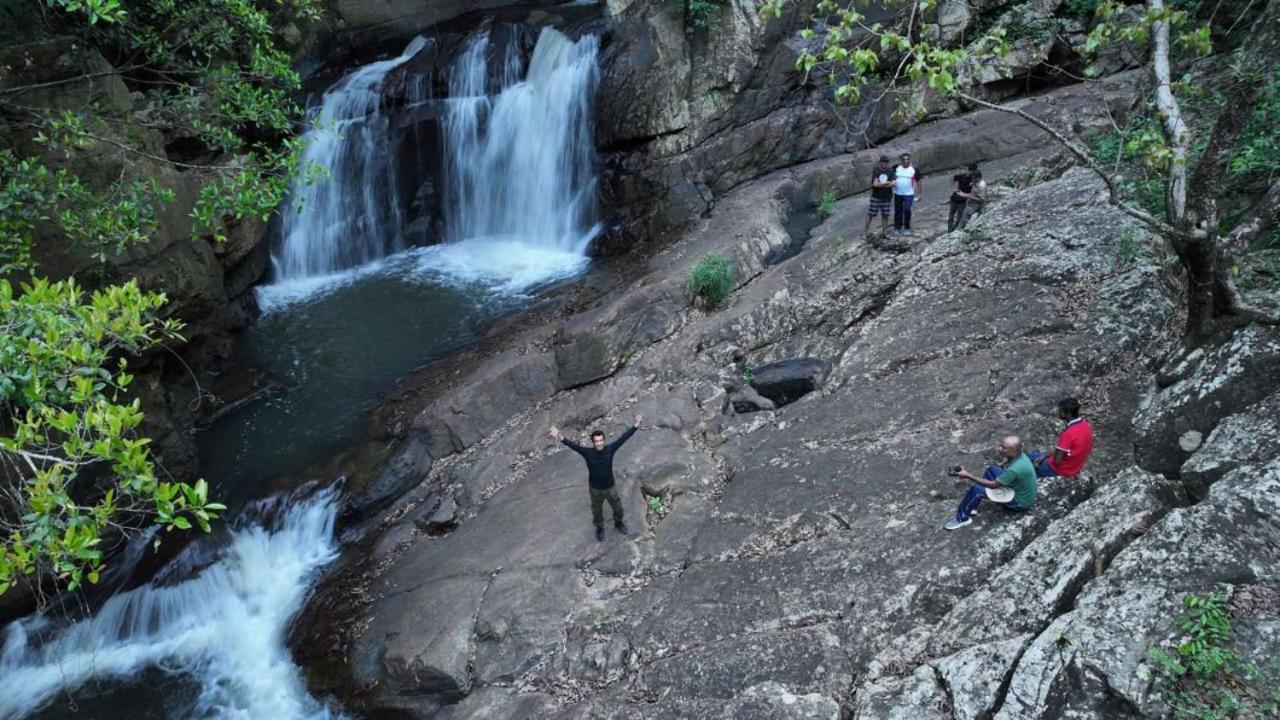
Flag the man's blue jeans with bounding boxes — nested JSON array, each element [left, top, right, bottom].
[[1027, 451, 1058, 478], [955, 465, 1027, 522], [893, 194, 915, 230]]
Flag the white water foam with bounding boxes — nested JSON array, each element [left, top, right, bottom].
[[0, 489, 343, 720], [256, 236, 591, 315]]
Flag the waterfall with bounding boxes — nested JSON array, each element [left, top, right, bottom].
[[0, 488, 343, 720], [442, 28, 600, 252], [272, 36, 428, 280], [261, 26, 599, 310]]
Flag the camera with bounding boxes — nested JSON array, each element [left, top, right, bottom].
[[947, 465, 962, 477]]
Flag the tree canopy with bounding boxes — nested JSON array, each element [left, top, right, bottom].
[[0, 0, 318, 600]]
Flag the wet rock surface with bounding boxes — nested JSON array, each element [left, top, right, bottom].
[[282, 72, 1280, 717]]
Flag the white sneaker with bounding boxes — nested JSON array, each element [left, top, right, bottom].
[[944, 518, 972, 531]]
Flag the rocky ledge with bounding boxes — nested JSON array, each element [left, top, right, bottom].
[[290, 78, 1280, 718]]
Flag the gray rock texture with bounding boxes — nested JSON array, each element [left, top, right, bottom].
[[1134, 325, 1280, 480], [281, 75, 1280, 719]]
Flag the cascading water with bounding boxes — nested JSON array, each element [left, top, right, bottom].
[[260, 26, 599, 310], [272, 36, 428, 281], [442, 29, 600, 252], [0, 488, 343, 720], [0, 25, 603, 720]]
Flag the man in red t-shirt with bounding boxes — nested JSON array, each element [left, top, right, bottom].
[[1028, 398, 1094, 478]]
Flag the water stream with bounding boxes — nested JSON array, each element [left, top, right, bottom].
[[273, 36, 427, 279], [0, 25, 600, 720]]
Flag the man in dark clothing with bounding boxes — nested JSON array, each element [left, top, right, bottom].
[[864, 154, 895, 239], [948, 164, 980, 232], [551, 414, 642, 541]]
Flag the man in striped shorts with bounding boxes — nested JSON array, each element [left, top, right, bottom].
[[864, 154, 894, 240]]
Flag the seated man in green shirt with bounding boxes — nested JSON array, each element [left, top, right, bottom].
[[945, 435, 1037, 530]]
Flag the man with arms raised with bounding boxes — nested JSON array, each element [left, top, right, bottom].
[[551, 415, 643, 541]]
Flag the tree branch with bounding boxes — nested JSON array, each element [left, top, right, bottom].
[[0, 69, 141, 96], [956, 90, 1184, 237], [1149, 0, 1191, 224], [1221, 180, 1280, 259]]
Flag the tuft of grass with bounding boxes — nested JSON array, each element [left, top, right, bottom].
[[814, 190, 837, 221], [1115, 228, 1150, 270], [686, 252, 735, 308]]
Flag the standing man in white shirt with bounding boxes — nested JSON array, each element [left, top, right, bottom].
[[892, 152, 921, 237]]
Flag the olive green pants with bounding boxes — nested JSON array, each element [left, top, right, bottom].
[[590, 487, 624, 528]]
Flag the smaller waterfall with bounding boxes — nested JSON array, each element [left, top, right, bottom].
[[0, 488, 343, 720], [273, 37, 428, 280], [443, 28, 600, 252]]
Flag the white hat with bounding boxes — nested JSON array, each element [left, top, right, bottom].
[[985, 486, 1015, 504]]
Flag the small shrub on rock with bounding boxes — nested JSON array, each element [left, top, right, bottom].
[[1148, 592, 1280, 719], [686, 252, 735, 308], [814, 190, 837, 220]]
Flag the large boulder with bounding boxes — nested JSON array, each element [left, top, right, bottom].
[[1181, 389, 1280, 498], [1134, 325, 1280, 479], [748, 357, 831, 406]]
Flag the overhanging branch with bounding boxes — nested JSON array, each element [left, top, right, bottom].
[[956, 90, 1185, 239]]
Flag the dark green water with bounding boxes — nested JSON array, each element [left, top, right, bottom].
[[197, 242, 587, 505]]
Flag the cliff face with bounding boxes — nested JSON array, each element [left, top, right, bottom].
[[307, 0, 1109, 255], [288, 69, 1280, 717]]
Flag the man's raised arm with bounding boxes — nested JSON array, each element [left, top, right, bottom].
[[607, 414, 643, 451], [551, 426, 588, 454]]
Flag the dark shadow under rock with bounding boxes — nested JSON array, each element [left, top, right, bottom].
[[749, 357, 832, 407]]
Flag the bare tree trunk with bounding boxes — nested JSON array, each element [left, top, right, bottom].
[[1185, 0, 1280, 330], [1149, 0, 1191, 226]]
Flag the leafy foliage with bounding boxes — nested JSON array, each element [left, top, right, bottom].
[[1227, 64, 1280, 180], [1148, 592, 1280, 719], [0, 148, 174, 273], [0, 0, 319, 600], [3, 0, 319, 247], [1085, 114, 1171, 220], [0, 278, 227, 597], [686, 0, 726, 31], [686, 252, 735, 308]]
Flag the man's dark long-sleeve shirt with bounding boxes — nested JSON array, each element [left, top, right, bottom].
[[562, 426, 637, 489]]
